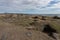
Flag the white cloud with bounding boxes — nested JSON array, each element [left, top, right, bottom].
[[7, 0, 53, 10], [0, 0, 60, 13]]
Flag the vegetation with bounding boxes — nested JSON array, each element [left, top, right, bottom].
[[53, 16, 60, 19], [0, 13, 60, 40]]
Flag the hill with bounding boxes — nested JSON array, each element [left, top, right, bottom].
[[0, 13, 60, 40]]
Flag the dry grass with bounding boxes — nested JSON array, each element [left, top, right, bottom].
[[0, 14, 60, 40]]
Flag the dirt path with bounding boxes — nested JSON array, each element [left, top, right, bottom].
[[0, 20, 58, 40]]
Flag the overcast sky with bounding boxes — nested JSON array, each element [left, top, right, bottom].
[[0, 0, 60, 14]]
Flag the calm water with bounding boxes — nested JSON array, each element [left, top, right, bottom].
[[40, 14, 60, 17]]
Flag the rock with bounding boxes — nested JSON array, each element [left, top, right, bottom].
[[25, 32, 32, 37]]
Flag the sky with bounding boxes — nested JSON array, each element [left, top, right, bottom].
[[0, 0, 60, 14]]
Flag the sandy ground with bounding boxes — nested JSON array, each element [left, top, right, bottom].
[[0, 20, 57, 40]]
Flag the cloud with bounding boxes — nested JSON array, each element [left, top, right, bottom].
[[0, 0, 60, 14], [5, 0, 52, 10], [50, 3, 60, 8]]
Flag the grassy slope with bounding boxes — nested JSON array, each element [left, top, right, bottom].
[[0, 14, 60, 40], [0, 14, 60, 33], [0, 20, 55, 40], [50, 20, 60, 33]]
